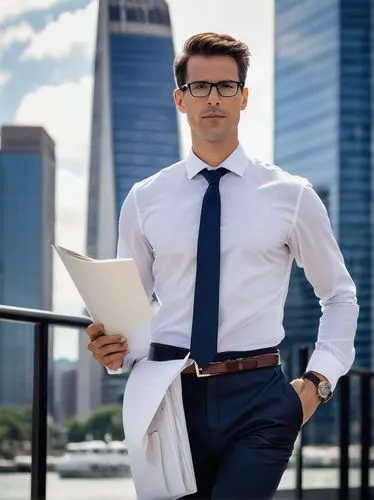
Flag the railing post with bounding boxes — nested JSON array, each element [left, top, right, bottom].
[[339, 375, 350, 500], [295, 345, 309, 500], [31, 322, 49, 500], [360, 376, 370, 500]]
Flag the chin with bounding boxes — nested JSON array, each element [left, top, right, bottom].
[[199, 127, 227, 142], [203, 134, 228, 144]]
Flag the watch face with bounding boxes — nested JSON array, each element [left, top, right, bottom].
[[318, 381, 332, 399]]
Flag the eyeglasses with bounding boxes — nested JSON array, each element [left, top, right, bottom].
[[179, 80, 244, 98]]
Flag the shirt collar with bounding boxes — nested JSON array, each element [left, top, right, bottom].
[[185, 143, 249, 180]]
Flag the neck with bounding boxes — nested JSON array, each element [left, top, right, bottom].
[[191, 134, 239, 168]]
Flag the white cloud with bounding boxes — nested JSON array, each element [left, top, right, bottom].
[[0, 21, 34, 53], [0, 70, 11, 86], [14, 75, 94, 163], [0, 0, 69, 25], [13, 77, 93, 359], [21, 1, 98, 61], [54, 168, 87, 311], [53, 169, 87, 361]]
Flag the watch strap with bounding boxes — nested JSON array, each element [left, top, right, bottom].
[[301, 371, 321, 387]]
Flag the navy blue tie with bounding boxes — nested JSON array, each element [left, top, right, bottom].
[[190, 167, 228, 368]]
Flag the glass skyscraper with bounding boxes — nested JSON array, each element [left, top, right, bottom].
[[79, 0, 181, 411], [275, 0, 373, 443], [86, 0, 180, 260], [0, 126, 55, 406]]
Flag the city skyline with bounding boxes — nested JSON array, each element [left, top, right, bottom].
[[0, 0, 274, 360], [274, 0, 374, 444], [0, 126, 55, 406], [80, 0, 182, 412], [276, 0, 373, 372]]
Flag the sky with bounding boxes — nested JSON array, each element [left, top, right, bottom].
[[0, 0, 274, 360]]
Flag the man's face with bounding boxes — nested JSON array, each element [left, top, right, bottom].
[[174, 55, 248, 144]]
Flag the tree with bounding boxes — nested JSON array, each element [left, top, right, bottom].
[[66, 404, 124, 442], [0, 407, 27, 442], [18, 406, 33, 441], [84, 404, 124, 441], [0, 406, 29, 458], [109, 408, 124, 440], [67, 418, 86, 442]]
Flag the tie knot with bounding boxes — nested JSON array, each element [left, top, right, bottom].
[[201, 167, 228, 185]]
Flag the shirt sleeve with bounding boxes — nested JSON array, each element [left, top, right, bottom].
[[287, 184, 359, 391], [106, 185, 155, 375], [116, 185, 155, 298]]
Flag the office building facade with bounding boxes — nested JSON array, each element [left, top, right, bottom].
[[79, 0, 181, 411], [275, 0, 373, 366], [86, 0, 180, 260], [275, 0, 373, 442], [0, 126, 55, 406], [54, 359, 77, 424]]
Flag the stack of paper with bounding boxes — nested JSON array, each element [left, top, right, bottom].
[[53, 245, 154, 358], [123, 356, 197, 499], [54, 245, 197, 498]]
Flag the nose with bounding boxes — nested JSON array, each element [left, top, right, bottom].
[[207, 85, 221, 106]]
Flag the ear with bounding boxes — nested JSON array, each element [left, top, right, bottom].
[[173, 89, 187, 114], [240, 87, 249, 111]]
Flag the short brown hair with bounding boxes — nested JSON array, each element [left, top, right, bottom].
[[173, 32, 251, 88]]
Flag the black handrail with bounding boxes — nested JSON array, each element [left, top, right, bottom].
[[295, 346, 309, 500], [0, 304, 373, 500], [0, 305, 91, 500], [0, 304, 90, 327], [340, 375, 350, 500]]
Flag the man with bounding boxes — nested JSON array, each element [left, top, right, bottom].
[[87, 32, 358, 498]]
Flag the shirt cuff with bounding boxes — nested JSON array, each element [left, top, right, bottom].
[[305, 349, 352, 392], [105, 353, 137, 375]]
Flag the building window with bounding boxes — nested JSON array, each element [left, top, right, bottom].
[[316, 187, 329, 212], [126, 7, 137, 22], [126, 7, 145, 23], [109, 5, 121, 21], [162, 9, 170, 25], [149, 8, 163, 24], [138, 8, 145, 22]]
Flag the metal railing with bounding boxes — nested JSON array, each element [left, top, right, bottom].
[[292, 347, 374, 500], [0, 304, 373, 500], [0, 305, 91, 500]]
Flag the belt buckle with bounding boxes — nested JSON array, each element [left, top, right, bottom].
[[194, 362, 213, 378]]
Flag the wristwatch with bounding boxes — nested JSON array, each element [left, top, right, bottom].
[[301, 371, 333, 403]]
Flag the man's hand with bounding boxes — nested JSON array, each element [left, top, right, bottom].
[[290, 377, 321, 426], [87, 322, 129, 371]]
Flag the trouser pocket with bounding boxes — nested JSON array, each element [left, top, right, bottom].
[[282, 374, 304, 429]]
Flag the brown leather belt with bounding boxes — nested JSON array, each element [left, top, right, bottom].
[[182, 353, 280, 377]]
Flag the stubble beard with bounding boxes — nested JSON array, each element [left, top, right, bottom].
[[200, 126, 228, 144]]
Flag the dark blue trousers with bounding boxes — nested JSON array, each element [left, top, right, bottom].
[[181, 364, 303, 499]]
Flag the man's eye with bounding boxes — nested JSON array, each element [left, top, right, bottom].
[[193, 83, 209, 89], [220, 82, 235, 88]]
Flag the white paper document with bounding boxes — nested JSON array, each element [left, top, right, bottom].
[[124, 356, 197, 499], [54, 244, 197, 499], [53, 245, 154, 357]]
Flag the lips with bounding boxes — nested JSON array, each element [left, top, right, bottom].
[[203, 114, 225, 118]]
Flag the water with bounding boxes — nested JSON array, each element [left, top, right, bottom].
[[0, 473, 135, 500], [1, 469, 373, 499]]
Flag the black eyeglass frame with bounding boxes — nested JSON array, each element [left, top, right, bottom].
[[178, 80, 245, 98]]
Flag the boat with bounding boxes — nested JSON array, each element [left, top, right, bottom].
[[57, 440, 132, 478], [0, 458, 18, 473]]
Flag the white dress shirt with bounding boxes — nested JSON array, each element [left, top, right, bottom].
[[111, 143, 358, 390]]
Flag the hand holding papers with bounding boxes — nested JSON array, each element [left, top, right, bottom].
[[53, 245, 154, 358], [54, 245, 197, 498]]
